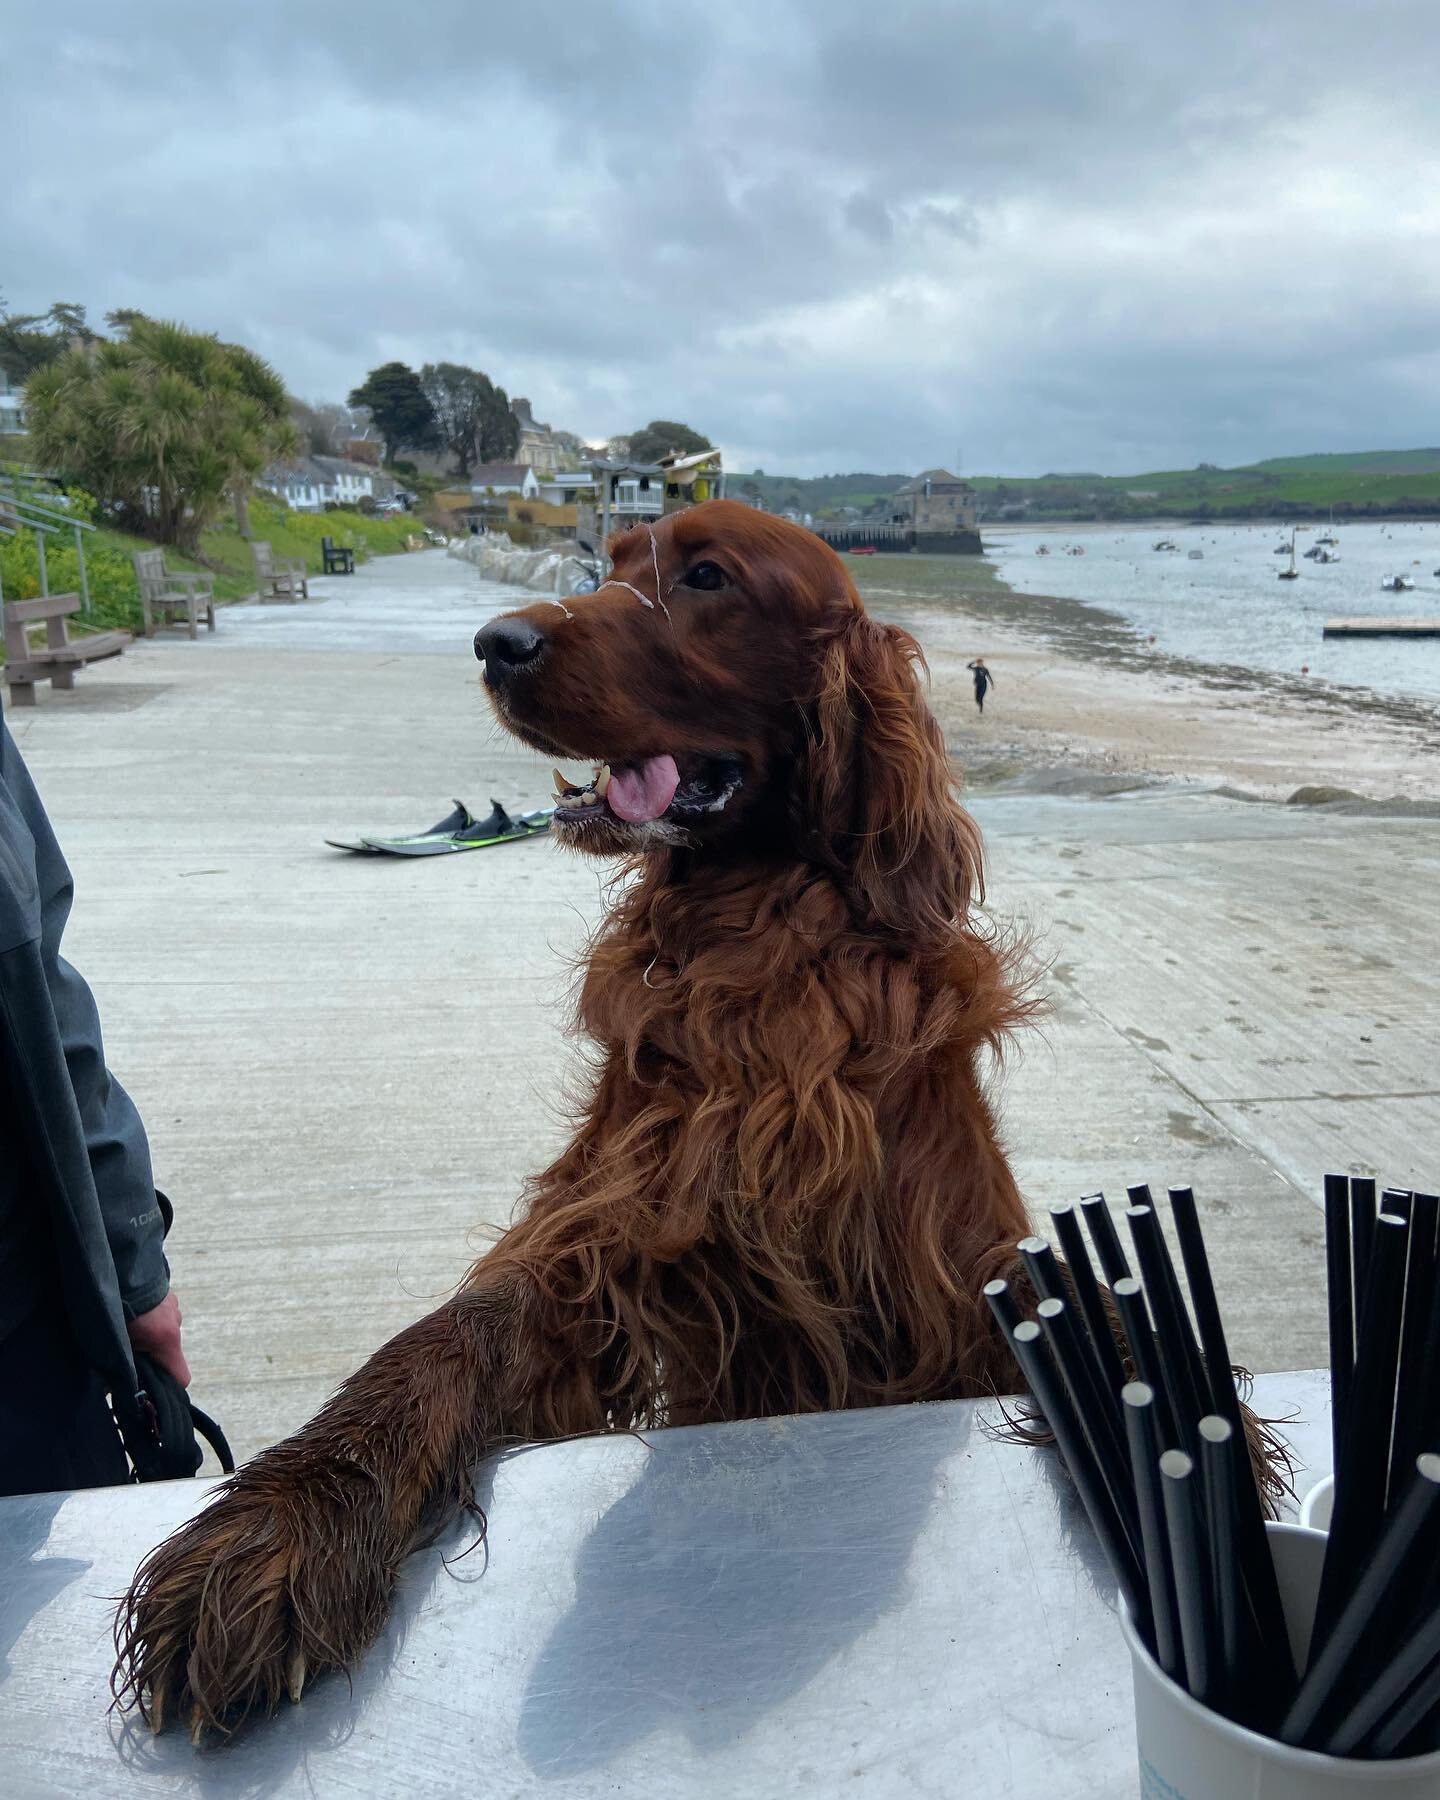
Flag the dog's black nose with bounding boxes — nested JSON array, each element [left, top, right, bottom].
[[474, 616, 545, 673]]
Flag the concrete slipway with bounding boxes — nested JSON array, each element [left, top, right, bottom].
[[6, 550, 1437, 1463]]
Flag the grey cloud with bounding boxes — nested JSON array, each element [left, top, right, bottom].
[[4, 0, 1440, 474]]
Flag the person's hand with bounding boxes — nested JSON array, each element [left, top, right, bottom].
[[128, 1291, 191, 1388]]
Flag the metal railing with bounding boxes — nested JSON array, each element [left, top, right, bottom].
[[0, 478, 98, 611]]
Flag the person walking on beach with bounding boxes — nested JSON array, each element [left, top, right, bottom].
[[1, 717, 189, 1495], [966, 657, 995, 715]]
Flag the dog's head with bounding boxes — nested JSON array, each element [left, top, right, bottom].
[[476, 499, 982, 937]]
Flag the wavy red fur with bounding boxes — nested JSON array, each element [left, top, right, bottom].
[[111, 502, 1196, 1737]]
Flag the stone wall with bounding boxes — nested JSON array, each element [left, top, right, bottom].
[[447, 531, 594, 596]]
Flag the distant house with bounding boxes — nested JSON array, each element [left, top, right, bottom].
[[259, 455, 379, 511], [511, 398, 562, 475], [0, 371, 25, 434], [890, 469, 978, 535], [471, 463, 540, 500], [659, 447, 724, 511], [538, 471, 599, 508]]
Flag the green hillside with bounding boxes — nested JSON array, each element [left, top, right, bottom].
[[968, 450, 1440, 521], [725, 470, 910, 516], [728, 450, 1440, 523]]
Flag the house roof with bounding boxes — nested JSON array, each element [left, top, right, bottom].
[[893, 468, 973, 495], [511, 397, 553, 433], [658, 448, 723, 473], [470, 463, 534, 488], [311, 454, 374, 477]]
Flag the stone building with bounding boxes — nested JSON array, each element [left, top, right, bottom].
[[511, 397, 562, 474], [891, 469, 976, 532]]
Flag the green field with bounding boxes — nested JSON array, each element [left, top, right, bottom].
[[1, 490, 423, 647], [727, 450, 1440, 524], [971, 449, 1440, 521]]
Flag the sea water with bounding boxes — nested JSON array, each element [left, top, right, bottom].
[[984, 521, 1440, 704]]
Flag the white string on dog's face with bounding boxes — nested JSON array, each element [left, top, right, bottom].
[[593, 526, 672, 622]]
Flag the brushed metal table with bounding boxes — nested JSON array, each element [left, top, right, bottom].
[[0, 1371, 1329, 1798]]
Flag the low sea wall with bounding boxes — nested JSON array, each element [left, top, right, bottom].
[[447, 532, 592, 596]]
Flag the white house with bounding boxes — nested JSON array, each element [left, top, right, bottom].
[[538, 471, 599, 507], [259, 455, 377, 512], [0, 371, 25, 434], [470, 463, 540, 500], [311, 455, 375, 507]]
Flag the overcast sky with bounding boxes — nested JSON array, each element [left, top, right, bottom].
[[5, 1, 1440, 476]]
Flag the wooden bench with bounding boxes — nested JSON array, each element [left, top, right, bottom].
[[252, 540, 309, 602], [132, 549, 216, 639], [3, 594, 132, 707], [321, 536, 355, 575]]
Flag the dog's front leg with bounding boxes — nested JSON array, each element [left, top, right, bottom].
[[113, 1268, 584, 1739]]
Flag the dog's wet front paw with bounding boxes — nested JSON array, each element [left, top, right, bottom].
[[113, 1475, 392, 1740]]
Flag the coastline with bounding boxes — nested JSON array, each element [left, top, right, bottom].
[[850, 553, 1440, 805]]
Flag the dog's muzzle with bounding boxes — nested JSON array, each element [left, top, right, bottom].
[[475, 616, 545, 685]]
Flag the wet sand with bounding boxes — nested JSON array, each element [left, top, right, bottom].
[[851, 554, 1440, 804]]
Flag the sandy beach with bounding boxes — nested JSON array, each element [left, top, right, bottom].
[[852, 554, 1440, 805]]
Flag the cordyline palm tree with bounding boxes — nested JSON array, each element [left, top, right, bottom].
[[26, 314, 296, 550]]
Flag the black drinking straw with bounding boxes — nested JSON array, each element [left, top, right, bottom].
[[1081, 1192, 1131, 1286], [1168, 1186, 1292, 1687], [1036, 1296, 1137, 1551], [994, 1313, 1148, 1629], [1111, 1277, 1178, 1449], [1323, 1171, 1355, 1483], [982, 1276, 1024, 1341], [1391, 1190, 1439, 1501], [1312, 1212, 1412, 1644], [1051, 1201, 1126, 1402], [1126, 1206, 1208, 1446], [1168, 1186, 1239, 1422], [1383, 1187, 1415, 1227], [1365, 1653, 1440, 1761], [1159, 1449, 1218, 1709], [1017, 1234, 1064, 1305], [1350, 1175, 1378, 1318], [1197, 1416, 1261, 1725], [1122, 1382, 1183, 1682], [1281, 1452, 1440, 1748], [1323, 1555, 1440, 1754]]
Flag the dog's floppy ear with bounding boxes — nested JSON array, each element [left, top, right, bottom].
[[806, 613, 983, 943]]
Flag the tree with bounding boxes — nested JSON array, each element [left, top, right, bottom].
[[478, 381, 520, 464], [418, 362, 509, 478], [626, 419, 713, 464], [347, 362, 437, 464], [0, 299, 97, 382], [25, 312, 296, 549]]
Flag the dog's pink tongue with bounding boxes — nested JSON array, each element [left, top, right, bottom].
[[607, 754, 680, 822]]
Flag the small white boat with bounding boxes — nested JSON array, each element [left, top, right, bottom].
[[1187, 549, 1204, 559], [1381, 575, 1415, 592], [1153, 539, 1178, 552]]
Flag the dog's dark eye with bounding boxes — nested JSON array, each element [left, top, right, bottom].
[[681, 561, 727, 592]]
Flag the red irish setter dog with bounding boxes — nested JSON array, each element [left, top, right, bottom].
[[115, 500, 1043, 1734]]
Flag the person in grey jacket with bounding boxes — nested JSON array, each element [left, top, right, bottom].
[[1, 716, 187, 1494]]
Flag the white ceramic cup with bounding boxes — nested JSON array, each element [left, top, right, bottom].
[[1300, 1472, 1335, 1533], [1120, 1523, 1440, 1797]]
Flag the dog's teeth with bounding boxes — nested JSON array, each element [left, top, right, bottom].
[[595, 764, 611, 797], [286, 1648, 307, 1704], [552, 767, 572, 797], [579, 789, 600, 805]]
